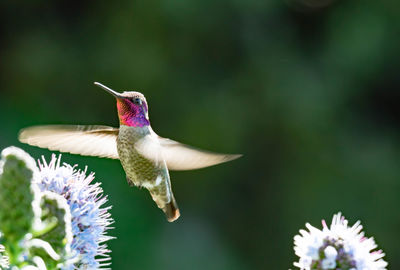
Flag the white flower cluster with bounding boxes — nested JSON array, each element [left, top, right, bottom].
[[293, 213, 387, 270], [37, 155, 114, 270]]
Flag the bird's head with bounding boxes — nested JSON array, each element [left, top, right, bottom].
[[94, 82, 150, 127]]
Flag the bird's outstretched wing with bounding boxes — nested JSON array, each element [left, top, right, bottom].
[[18, 125, 119, 159], [135, 131, 242, 171], [158, 137, 242, 170]]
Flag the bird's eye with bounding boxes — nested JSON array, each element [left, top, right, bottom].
[[132, 98, 142, 105]]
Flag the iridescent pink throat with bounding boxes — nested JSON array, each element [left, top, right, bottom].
[[117, 99, 150, 127]]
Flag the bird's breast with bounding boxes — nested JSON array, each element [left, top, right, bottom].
[[117, 125, 159, 186]]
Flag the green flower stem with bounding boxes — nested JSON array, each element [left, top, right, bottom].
[[0, 147, 39, 265]]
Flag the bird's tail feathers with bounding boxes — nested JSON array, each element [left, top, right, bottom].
[[163, 197, 180, 222], [148, 186, 180, 222]]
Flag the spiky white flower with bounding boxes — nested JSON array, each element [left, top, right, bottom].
[[36, 155, 114, 269], [293, 212, 387, 270], [0, 244, 9, 269]]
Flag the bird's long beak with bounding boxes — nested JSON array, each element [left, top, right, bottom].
[[94, 82, 124, 99]]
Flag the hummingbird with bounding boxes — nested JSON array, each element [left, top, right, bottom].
[[18, 82, 241, 222]]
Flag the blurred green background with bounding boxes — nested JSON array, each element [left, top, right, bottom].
[[1, 0, 399, 269]]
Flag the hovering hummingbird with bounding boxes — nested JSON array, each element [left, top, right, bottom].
[[18, 82, 241, 222]]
